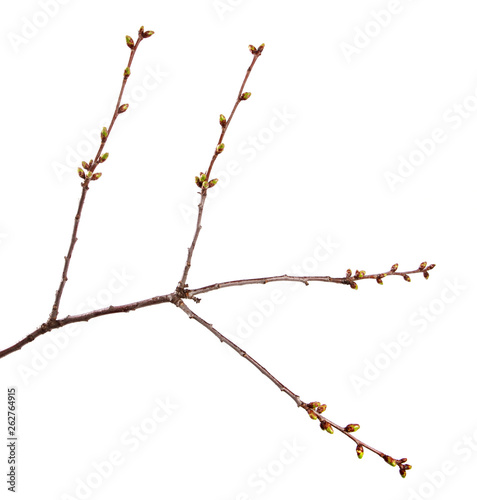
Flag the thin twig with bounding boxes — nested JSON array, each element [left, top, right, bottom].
[[177, 45, 264, 291], [173, 297, 411, 476], [48, 30, 149, 322], [186, 263, 436, 298]]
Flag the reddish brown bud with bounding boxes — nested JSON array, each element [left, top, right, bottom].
[[400, 469, 407, 478], [216, 143, 225, 154], [320, 421, 333, 434], [423, 271, 430, 280], [101, 127, 108, 142], [240, 92, 251, 100], [356, 445, 364, 459], [391, 263, 399, 273], [419, 261, 427, 271], [248, 44, 257, 54], [376, 277, 384, 285], [219, 114, 226, 127], [345, 424, 360, 433], [383, 455, 397, 467], [209, 178, 219, 188], [307, 409, 318, 420], [403, 274, 411, 282], [125, 35, 134, 49], [77, 168, 85, 179], [427, 263, 436, 270], [350, 281, 358, 290], [143, 30, 155, 38], [91, 172, 102, 181], [124, 67, 131, 78], [118, 103, 129, 113], [346, 269, 352, 278]]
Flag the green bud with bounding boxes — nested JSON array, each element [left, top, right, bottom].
[[124, 67, 131, 78], [216, 143, 225, 154], [310, 402, 321, 408], [87, 171, 93, 179], [320, 421, 333, 434], [219, 114, 227, 127], [241, 92, 252, 100], [202, 181, 209, 189], [82, 161, 89, 170], [384, 455, 397, 467], [315, 404, 327, 414], [118, 103, 129, 114], [99, 153, 109, 163], [307, 410, 318, 420], [209, 178, 219, 187], [345, 424, 360, 433], [125, 35, 134, 49], [356, 445, 364, 459], [143, 30, 155, 38], [200, 173, 206, 182], [101, 127, 108, 141], [357, 270, 366, 278], [195, 176, 201, 187], [77, 168, 85, 179], [91, 172, 102, 181]]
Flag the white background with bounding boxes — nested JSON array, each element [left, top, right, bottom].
[[0, 1, 476, 499]]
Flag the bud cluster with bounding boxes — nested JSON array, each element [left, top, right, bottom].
[[195, 173, 218, 190]]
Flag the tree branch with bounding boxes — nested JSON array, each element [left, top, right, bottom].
[[0, 292, 172, 359], [177, 44, 264, 292], [48, 28, 152, 323], [186, 262, 436, 298], [173, 297, 412, 477]]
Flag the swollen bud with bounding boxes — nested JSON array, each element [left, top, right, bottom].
[[391, 263, 399, 273], [138, 26, 144, 35], [77, 168, 85, 179], [219, 114, 227, 127], [82, 161, 90, 171], [320, 421, 334, 434], [240, 92, 252, 100], [118, 103, 129, 113], [143, 30, 155, 38], [91, 172, 102, 181], [315, 404, 327, 414], [423, 271, 430, 280], [403, 274, 411, 282], [383, 455, 397, 467], [124, 67, 131, 78], [376, 277, 384, 285], [99, 153, 109, 163], [125, 35, 134, 49], [350, 281, 358, 290], [248, 44, 257, 53], [346, 269, 352, 278], [101, 127, 108, 142], [258, 43, 265, 52], [419, 261, 427, 271], [209, 178, 219, 188], [400, 469, 407, 478], [216, 143, 225, 154], [307, 410, 318, 420], [356, 445, 364, 459], [345, 424, 360, 433]]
